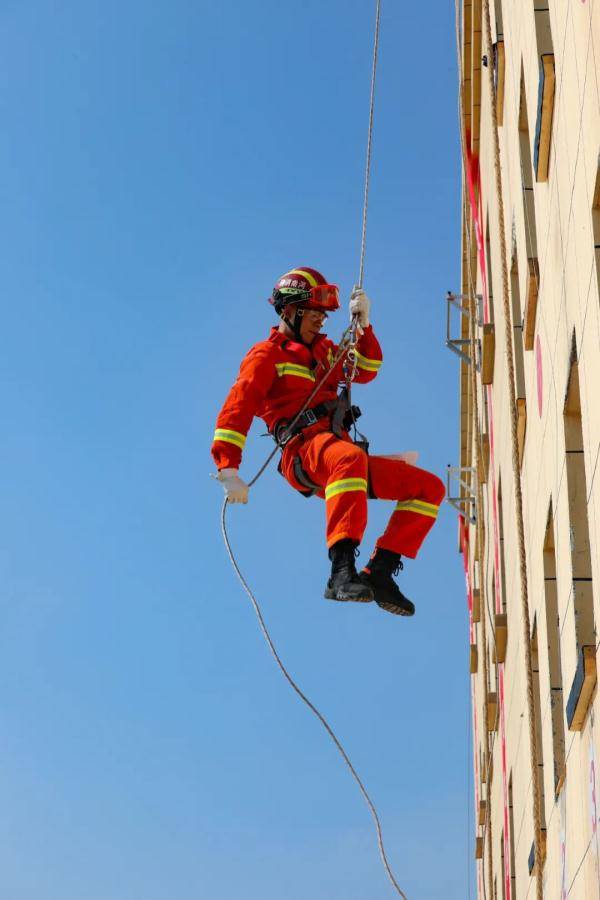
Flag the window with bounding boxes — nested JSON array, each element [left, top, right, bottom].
[[493, 0, 505, 126], [543, 504, 566, 795], [508, 775, 517, 897], [501, 830, 507, 899], [563, 350, 594, 649], [486, 213, 495, 324], [532, 2, 555, 182], [518, 65, 540, 350], [592, 161, 600, 305], [510, 254, 528, 465], [530, 619, 547, 837], [510, 256, 526, 399], [532, 1, 554, 55], [493, 478, 509, 663], [470, 0, 483, 155], [479, 378, 491, 482], [563, 343, 597, 731], [497, 477, 508, 615]]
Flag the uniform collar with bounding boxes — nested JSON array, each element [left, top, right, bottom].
[[268, 326, 328, 355]]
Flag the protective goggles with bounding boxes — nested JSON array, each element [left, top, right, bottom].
[[302, 284, 340, 311], [271, 283, 340, 314]]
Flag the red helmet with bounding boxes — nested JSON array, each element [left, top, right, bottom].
[[270, 267, 340, 315]]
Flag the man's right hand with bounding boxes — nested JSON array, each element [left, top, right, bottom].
[[217, 468, 249, 504]]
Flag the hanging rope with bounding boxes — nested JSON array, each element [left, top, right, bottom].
[[479, 3, 544, 898], [218, 3, 408, 896], [358, 0, 381, 290], [220, 499, 407, 899]]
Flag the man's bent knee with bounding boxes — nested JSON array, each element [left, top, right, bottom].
[[332, 442, 368, 476], [429, 474, 446, 506]]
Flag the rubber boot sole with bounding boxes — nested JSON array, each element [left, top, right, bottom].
[[375, 598, 415, 617], [359, 573, 415, 616], [324, 584, 374, 603]]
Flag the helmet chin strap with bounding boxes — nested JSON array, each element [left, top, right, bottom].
[[281, 307, 307, 345]]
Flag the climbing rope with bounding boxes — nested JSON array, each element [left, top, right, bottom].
[[358, 0, 381, 290], [218, 3, 408, 896], [220, 498, 407, 900], [347, 0, 382, 445]]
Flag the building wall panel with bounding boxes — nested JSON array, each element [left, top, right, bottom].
[[458, 0, 600, 894]]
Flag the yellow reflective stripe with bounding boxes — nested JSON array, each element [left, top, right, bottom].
[[394, 500, 439, 518], [355, 351, 382, 372], [290, 268, 318, 287], [325, 478, 368, 500], [213, 428, 247, 449], [275, 363, 316, 381]]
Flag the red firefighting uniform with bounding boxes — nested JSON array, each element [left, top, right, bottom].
[[212, 326, 445, 557]]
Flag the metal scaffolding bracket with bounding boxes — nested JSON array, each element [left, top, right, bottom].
[[446, 465, 477, 524], [445, 291, 483, 369]]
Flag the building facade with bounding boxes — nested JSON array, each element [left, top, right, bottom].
[[453, 0, 600, 896]]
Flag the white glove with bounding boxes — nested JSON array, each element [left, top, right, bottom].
[[217, 468, 249, 504], [349, 287, 371, 332], [385, 451, 419, 466]]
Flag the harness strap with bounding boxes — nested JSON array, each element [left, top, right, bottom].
[[275, 392, 367, 499], [273, 399, 339, 444], [331, 387, 350, 437], [293, 457, 321, 497]]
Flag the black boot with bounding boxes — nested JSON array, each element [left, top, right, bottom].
[[361, 548, 415, 616], [324, 539, 374, 603]]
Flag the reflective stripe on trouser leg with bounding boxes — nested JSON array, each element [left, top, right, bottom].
[[325, 477, 368, 547], [376, 505, 440, 558], [367, 455, 446, 558]]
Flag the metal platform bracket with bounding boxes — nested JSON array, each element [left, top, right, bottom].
[[445, 291, 483, 369], [446, 465, 477, 524]]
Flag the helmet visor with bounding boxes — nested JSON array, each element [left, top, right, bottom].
[[304, 284, 340, 311]]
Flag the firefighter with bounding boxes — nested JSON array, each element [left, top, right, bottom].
[[212, 267, 445, 616]]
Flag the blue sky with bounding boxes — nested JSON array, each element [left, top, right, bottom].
[[1, 1, 472, 897]]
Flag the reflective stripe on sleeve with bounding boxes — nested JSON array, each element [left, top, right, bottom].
[[394, 499, 439, 518], [275, 363, 316, 381], [213, 428, 247, 449], [355, 351, 382, 372], [325, 477, 368, 501]]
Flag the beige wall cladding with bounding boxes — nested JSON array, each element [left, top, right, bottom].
[[457, 0, 600, 896]]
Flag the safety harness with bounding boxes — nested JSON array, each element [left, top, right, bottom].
[[272, 387, 368, 498]]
